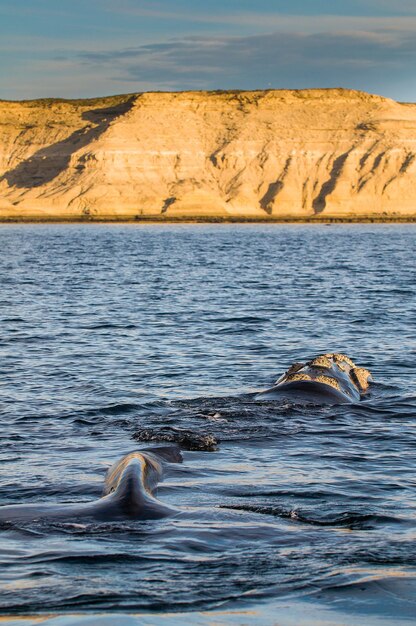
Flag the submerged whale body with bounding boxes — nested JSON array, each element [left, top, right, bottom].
[[0, 446, 182, 524], [256, 353, 372, 404]]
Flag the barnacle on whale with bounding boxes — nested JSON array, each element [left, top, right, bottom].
[[314, 375, 341, 391], [332, 353, 356, 368], [350, 367, 372, 392], [309, 356, 332, 369], [286, 362, 305, 376], [285, 373, 312, 383]]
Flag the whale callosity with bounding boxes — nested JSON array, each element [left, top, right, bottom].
[[258, 353, 372, 404]]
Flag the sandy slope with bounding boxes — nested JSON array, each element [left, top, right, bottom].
[[0, 89, 416, 220]]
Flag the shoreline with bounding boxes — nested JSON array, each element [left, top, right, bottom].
[[0, 216, 415, 224]]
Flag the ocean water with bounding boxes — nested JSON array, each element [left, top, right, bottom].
[[0, 223, 415, 619]]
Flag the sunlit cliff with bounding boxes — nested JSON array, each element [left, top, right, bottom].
[[1, 88, 416, 220]]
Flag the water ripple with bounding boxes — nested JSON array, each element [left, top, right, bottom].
[[0, 223, 415, 614]]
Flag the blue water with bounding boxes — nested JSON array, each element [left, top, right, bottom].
[[0, 223, 415, 615]]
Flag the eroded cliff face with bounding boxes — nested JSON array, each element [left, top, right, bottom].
[[0, 89, 416, 220]]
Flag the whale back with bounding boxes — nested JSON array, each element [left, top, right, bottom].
[[103, 451, 162, 497], [98, 447, 182, 519], [0, 447, 182, 523]]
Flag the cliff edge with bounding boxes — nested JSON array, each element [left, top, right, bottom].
[[1, 89, 416, 220]]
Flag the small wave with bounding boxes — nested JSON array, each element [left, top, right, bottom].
[[85, 323, 137, 330], [317, 575, 416, 611], [73, 403, 141, 418], [21, 552, 154, 565], [218, 504, 402, 529], [207, 316, 266, 324], [1, 317, 25, 323]]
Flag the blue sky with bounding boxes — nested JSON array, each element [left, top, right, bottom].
[[1, 0, 416, 100]]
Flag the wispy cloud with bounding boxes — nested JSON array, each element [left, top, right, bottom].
[[100, 1, 416, 33], [72, 28, 416, 93]]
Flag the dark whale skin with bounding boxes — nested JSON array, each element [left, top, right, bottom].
[[257, 380, 356, 404], [256, 353, 372, 405], [0, 446, 182, 524]]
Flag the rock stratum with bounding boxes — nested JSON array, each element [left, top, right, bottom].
[[1, 89, 416, 221]]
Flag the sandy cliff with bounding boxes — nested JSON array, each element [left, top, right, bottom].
[[0, 89, 416, 220]]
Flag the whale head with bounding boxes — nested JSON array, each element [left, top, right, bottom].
[[257, 353, 372, 404]]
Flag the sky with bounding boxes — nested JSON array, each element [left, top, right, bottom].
[[1, 0, 416, 101]]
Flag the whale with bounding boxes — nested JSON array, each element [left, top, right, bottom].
[[0, 446, 182, 524], [256, 353, 372, 404]]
